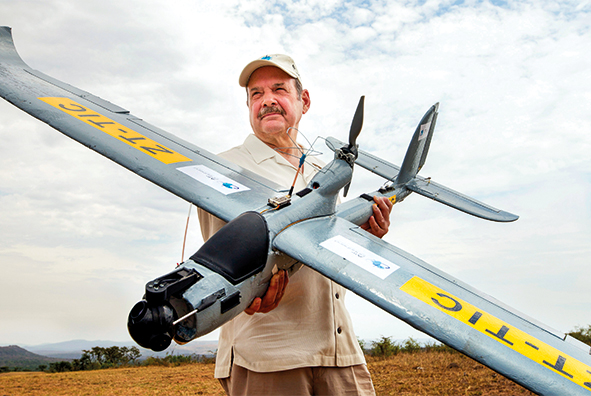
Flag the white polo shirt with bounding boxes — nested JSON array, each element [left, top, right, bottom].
[[198, 134, 365, 378]]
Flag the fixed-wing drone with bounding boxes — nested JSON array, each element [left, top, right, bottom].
[[1, 27, 590, 395]]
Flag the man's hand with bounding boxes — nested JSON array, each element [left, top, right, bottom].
[[244, 270, 289, 315], [360, 196, 393, 239]]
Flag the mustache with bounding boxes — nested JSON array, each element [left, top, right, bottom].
[[258, 106, 285, 119]]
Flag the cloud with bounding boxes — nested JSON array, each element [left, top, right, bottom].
[[0, 0, 590, 348]]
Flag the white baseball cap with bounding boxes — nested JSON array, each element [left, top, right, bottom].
[[239, 54, 301, 87]]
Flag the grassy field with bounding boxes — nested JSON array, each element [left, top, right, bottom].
[[368, 352, 534, 395], [0, 351, 535, 395]]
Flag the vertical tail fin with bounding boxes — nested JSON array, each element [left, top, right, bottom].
[[396, 103, 439, 186]]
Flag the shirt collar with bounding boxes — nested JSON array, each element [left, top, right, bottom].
[[241, 134, 324, 171], [242, 134, 281, 165]]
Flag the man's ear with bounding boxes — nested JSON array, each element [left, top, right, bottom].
[[301, 89, 311, 114]]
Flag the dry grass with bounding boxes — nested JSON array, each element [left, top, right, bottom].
[[0, 352, 535, 395], [368, 351, 535, 396], [0, 364, 224, 396]]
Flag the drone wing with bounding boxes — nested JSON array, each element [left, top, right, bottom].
[[273, 216, 591, 396], [0, 27, 282, 222]]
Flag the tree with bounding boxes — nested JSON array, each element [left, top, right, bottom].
[[82, 347, 105, 365], [72, 353, 96, 371], [124, 346, 141, 364], [568, 325, 591, 346], [79, 346, 141, 369], [48, 361, 72, 373], [103, 346, 124, 367]]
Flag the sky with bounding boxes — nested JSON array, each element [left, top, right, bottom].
[[0, 0, 590, 349]]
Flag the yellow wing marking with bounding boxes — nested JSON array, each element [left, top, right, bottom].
[[39, 97, 192, 165], [400, 276, 591, 391]]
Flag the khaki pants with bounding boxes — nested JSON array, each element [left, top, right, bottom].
[[219, 363, 376, 396]]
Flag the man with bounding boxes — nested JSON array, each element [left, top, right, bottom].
[[199, 54, 393, 395]]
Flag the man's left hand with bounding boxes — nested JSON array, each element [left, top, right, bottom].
[[360, 196, 393, 239], [244, 270, 289, 315]]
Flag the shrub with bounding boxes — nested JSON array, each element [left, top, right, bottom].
[[142, 353, 214, 367], [423, 341, 457, 353], [401, 337, 421, 354], [357, 338, 367, 354], [370, 336, 400, 358]]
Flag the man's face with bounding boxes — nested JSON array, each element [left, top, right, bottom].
[[246, 66, 310, 147]]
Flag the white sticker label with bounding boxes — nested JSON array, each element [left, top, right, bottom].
[[320, 235, 399, 279], [177, 165, 250, 195], [418, 122, 431, 141]]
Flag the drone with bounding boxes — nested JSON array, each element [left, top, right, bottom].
[[1, 27, 590, 395]]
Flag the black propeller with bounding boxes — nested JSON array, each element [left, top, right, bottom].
[[347, 95, 365, 155], [342, 95, 364, 197]]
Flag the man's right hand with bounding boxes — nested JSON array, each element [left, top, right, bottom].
[[244, 270, 289, 315]]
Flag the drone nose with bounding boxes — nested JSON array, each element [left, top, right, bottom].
[[128, 300, 175, 352]]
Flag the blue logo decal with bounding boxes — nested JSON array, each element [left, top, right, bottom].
[[222, 182, 239, 190], [372, 260, 390, 270], [261, 55, 272, 60]]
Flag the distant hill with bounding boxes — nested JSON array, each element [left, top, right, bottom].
[[23, 339, 219, 360], [25, 339, 140, 360], [0, 345, 63, 370]]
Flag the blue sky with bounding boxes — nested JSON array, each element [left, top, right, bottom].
[[0, 0, 590, 348]]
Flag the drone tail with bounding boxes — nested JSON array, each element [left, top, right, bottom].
[[326, 103, 518, 222], [395, 103, 439, 186]]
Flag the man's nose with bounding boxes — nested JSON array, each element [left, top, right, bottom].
[[261, 92, 277, 106]]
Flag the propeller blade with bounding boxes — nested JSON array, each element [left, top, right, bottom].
[[348, 95, 365, 149], [343, 181, 351, 197]]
